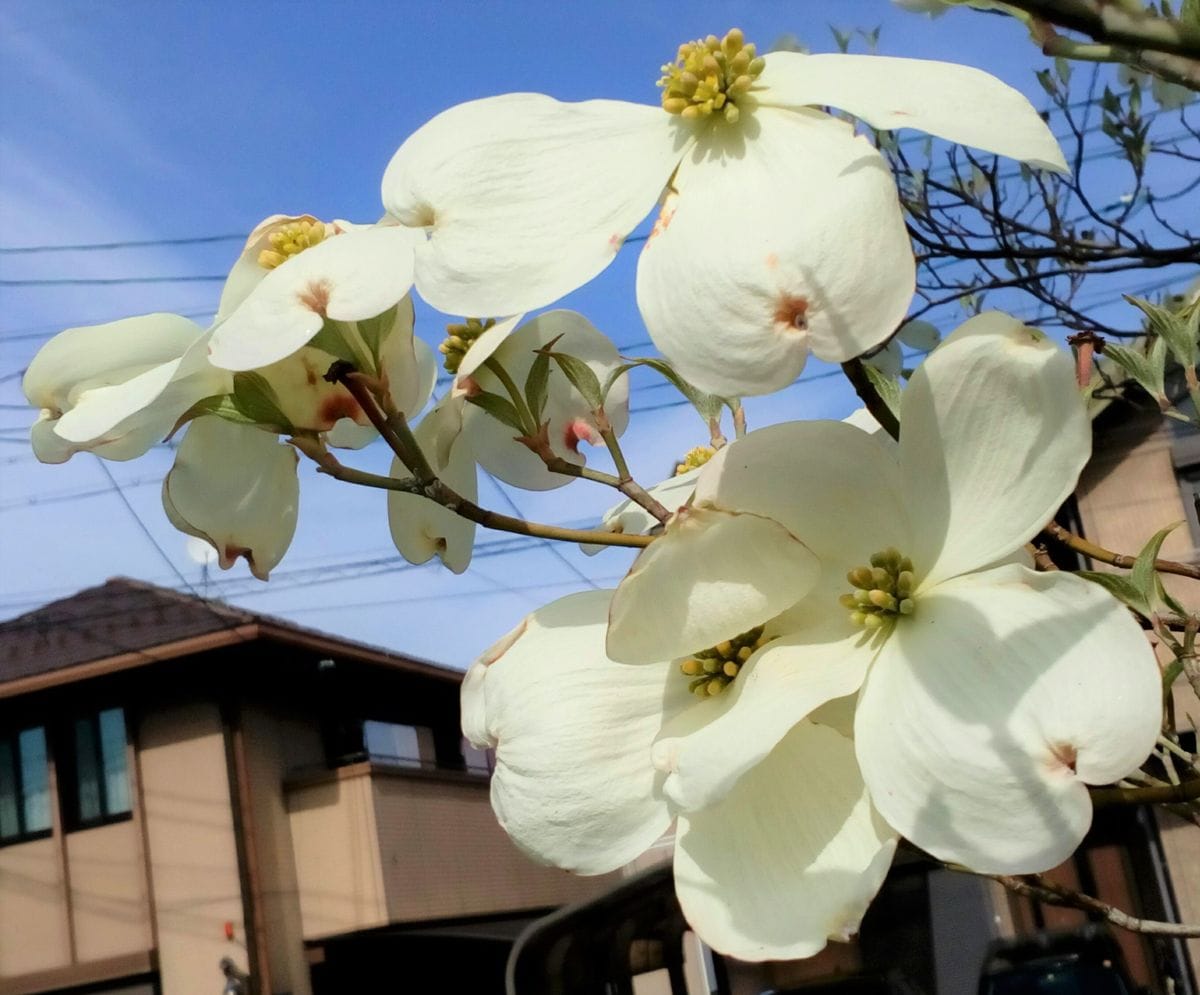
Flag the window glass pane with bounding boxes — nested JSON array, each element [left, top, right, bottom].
[[0, 740, 19, 839], [364, 721, 424, 767], [98, 709, 131, 815], [74, 717, 102, 823], [18, 728, 50, 833]]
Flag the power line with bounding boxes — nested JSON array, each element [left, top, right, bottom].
[[0, 233, 245, 254], [0, 276, 226, 287]]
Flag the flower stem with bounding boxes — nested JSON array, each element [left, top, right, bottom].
[[1042, 521, 1200, 581], [841, 357, 900, 440], [323, 366, 653, 549]]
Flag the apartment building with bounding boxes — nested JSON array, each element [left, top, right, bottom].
[[0, 579, 612, 994]]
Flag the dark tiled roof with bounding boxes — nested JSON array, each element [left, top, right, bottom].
[[0, 577, 457, 687]]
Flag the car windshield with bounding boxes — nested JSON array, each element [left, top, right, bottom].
[[984, 955, 1133, 995]]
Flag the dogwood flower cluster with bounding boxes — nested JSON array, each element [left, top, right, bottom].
[[21, 29, 1166, 965], [462, 313, 1162, 960]]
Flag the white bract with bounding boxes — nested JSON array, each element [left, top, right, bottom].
[[23, 314, 230, 464], [163, 416, 299, 581], [383, 33, 1066, 397], [453, 310, 630, 491], [388, 393, 478, 574], [462, 312, 1162, 960]]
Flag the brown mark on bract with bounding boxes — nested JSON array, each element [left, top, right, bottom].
[[318, 392, 362, 428], [774, 293, 810, 333], [298, 278, 333, 317], [1049, 741, 1078, 774]]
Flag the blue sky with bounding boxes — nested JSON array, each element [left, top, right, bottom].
[[0, 2, 1192, 667]]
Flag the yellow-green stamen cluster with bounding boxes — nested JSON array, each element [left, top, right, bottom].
[[674, 445, 715, 476], [840, 548, 916, 630], [258, 220, 326, 269], [657, 28, 765, 125], [680, 626, 770, 697], [439, 317, 495, 374]]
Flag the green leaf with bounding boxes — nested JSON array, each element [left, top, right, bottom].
[[175, 394, 258, 432], [1183, 0, 1200, 29], [231, 372, 293, 432], [830, 26, 852, 53], [863, 363, 902, 421], [308, 321, 359, 366], [1131, 522, 1183, 613], [466, 390, 526, 434], [1077, 570, 1151, 616], [546, 350, 605, 410], [1035, 69, 1057, 98], [1104, 339, 1168, 402], [1125, 294, 1198, 369], [524, 350, 551, 423], [354, 305, 399, 362], [602, 356, 726, 421], [1055, 56, 1072, 86]]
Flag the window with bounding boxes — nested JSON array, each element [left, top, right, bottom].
[[64, 707, 132, 830], [363, 720, 434, 769], [0, 726, 52, 844]]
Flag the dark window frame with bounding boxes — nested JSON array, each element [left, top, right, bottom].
[[59, 706, 133, 834], [0, 725, 53, 847]]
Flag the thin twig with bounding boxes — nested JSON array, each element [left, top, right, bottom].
[[321, 372, 654, 550], [1042, 521, 1200, 581], [986, 871, 1200, 937]]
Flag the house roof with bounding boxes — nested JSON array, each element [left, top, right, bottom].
[[0, 577, 463, 696]]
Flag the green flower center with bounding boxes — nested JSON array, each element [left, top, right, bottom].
[[680, 625, 771, 697], [257, 219, 327, 270], [658, 28, 765, 125], [439, 317, 495, 374], [839, 547, 917, 630]]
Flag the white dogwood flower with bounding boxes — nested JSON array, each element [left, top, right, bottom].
[[23, 314, 231, 464], [383, 33, 1065, 396], [606, 311, 1161, 876], [462, 590, 897, 962], [452, 311, 629, 491]]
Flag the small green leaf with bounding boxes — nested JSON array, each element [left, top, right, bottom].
[[1131, 522, 1183, 612], [524, 350, 551, 423], [1055, 56, 1072, 86], [354, 304, 399, 361], [602, 356, 726, 421], [830, 25, 852, 53], [863, 363, 902, 421], [1125, 294, 1197, 369], [466, 390, 526, 434], [231, 372, 293, 432], [175, 394, 258, 432], [1183, 0, 1200, 29], [1077, 570, 1151, 616], [546, 351, 605, 410], [308, 321, 359, 366], [1104, 340, 1168, 402]]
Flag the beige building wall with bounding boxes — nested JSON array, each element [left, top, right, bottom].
[[242, 705, 323, 995], [1076, 414, 1200, 608], [138, 702, 248, 993], [371, 768, 616, 922], [288, 764, 614, 941], [65, 820, 151, 962], [0, 837, 71, 976], [287, 771, 387, 939]]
